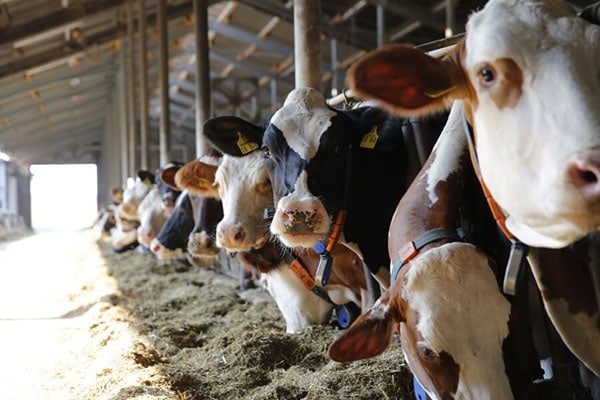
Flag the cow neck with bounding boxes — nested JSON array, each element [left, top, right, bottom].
[[283, 249, 361, 329], [312, 144, 353, 287], [282, 250, 336, 305], [391, 228, 466, 281], [459, 103, 529, 295]]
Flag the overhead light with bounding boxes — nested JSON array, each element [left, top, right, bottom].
[[13, 20, 83, 48], [0, 151, 10, 162]]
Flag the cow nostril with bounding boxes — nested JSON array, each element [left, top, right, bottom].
[[569, 159, 600, 199], [234, 228, 246, 242]]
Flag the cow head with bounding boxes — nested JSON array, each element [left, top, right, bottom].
[[329, 242, 513, 399], [261, 87, 400, 251], [347, 0, 600, 248], [201, 116, 273, 253], [150, 190, 195, 261]]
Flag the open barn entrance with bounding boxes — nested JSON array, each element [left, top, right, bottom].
[[30, 164, 98, 231]]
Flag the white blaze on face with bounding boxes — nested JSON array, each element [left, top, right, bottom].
[[403, 242, 513, 399], [270, 87, 337, 163], [215, 152, 272, 250], [464, 0, 600, 247]]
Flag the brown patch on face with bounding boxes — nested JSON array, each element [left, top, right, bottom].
[[474, 58, 523, 110], [400, 307, 459, 400]]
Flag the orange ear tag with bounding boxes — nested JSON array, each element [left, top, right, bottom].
[[236, 131, 259, 154]]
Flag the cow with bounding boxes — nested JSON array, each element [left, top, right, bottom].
[[150, 152, 223, 265], [172, 151, 223, 267], [111, 170, 155, 253], [136, 162, 183, 249], [341, 0, 600, 387], [259, 87, 416, 291], [329, 103, 547, 399], [173, 115, 370, 333]]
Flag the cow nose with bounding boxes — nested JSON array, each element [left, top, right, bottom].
[[569, 155, 600, 200], [282, 206, 322, 233], [217, 223, 247, 248]]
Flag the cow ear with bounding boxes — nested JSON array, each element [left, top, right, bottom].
[[174, 160, 220, 198], [347, 43, 464, 117], [328, 299, 398, 362], [159, 163, 183, 191], [203, 116, 264, 157], [137, 169, 156, 185]]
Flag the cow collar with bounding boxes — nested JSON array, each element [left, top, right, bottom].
[[391, 228, 466, 281], [459, 103, 529, 296], [283, 250, 361, 329]]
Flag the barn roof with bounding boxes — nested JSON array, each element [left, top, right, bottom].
[[0, 0, 594, 166]]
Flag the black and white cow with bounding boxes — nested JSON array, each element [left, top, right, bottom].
[[261, 87, 415, 288]]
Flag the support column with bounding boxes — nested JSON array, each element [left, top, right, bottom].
[[157, 0, 171, 165], [126, 0, 137, 176], [376, 1, 385, 47], [194, 0, 211, 158], [118, 45, 129, 184], [138, 0, 149, 169], [293, 0, 321, 90]]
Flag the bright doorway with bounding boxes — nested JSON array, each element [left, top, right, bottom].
[[30, 164, 98, 231]]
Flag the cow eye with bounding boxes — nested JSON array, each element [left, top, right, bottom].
[[418, 345, 436, 361], [478, 65, 496, 85]]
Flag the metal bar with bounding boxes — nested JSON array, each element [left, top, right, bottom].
[[157, 0, 171, 165], [139, 0, 149, 170], [208, 20, 293, 58], [376, 2, 384, 48], [194, 0, 211, 158], [294, 0, 322, 90], [126, 0, 137, 176]]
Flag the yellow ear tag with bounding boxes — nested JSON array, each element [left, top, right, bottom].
[[142, 178, 152, 186], [236, 131, 259, 154], [360, 126, 379, 149]]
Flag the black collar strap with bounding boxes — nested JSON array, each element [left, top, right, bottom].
[[391, 228, 466, 281]]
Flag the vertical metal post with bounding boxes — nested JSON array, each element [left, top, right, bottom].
[[270, 78, 278, 111], [445, 0, 455, 38], [330, 37, 338, 96], [138, 0, 149, 169], [376, 2, 385, 48], [126, 0, 137, 175], [194, 0, 211, 158], [157, 0, 171, 165], [118, 47, 129, 184], [293, 0, 321, 90]]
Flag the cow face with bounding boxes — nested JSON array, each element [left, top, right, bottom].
[[262, 88, 363, 248], [136, 186, 168, 248], [329, 242, 513, 399], [150, 191, 195, 261], [347, 0, 600, 248], [202, 116, 273, 253]]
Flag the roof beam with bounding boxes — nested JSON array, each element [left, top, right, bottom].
[[207, 20, 292, 58], [0, 0, 126, 47], [0, 102, 107, 136], [0, 1, 194, 79], [0, 81, 110, 121]]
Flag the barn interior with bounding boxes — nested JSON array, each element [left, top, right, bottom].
[[0, 0, 594, 226]]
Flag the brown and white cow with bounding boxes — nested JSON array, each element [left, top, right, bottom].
[[329, 103, 544, 399], [175, 116, 370, 333], [343, 0, 600, 379]]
